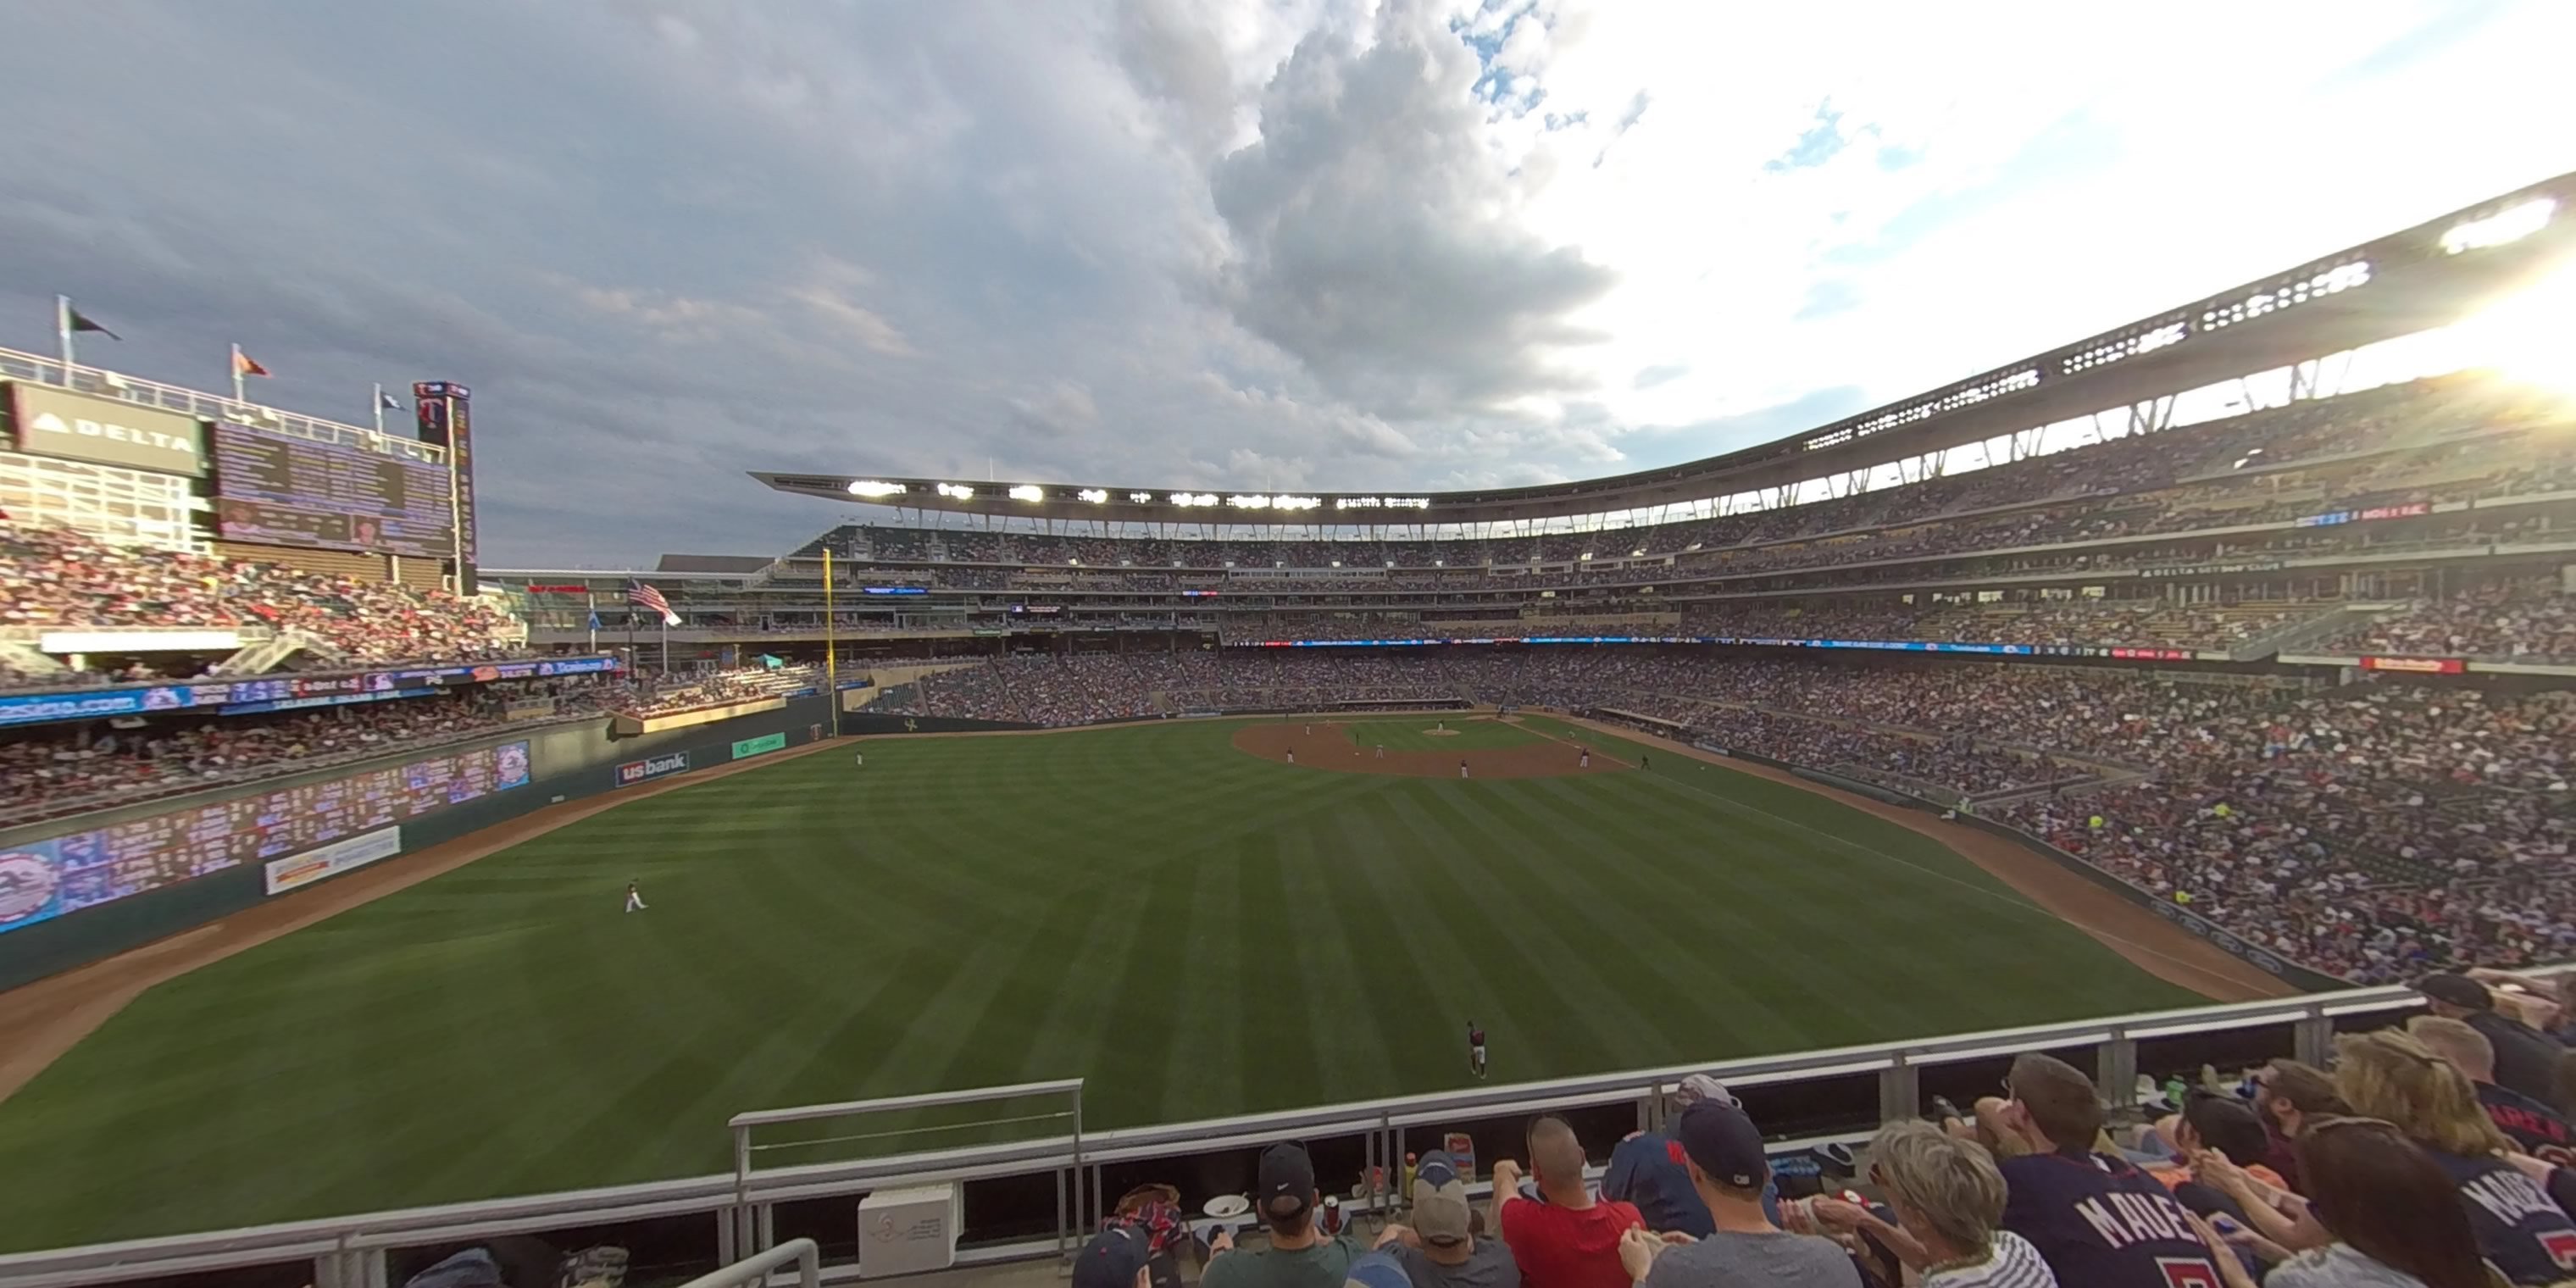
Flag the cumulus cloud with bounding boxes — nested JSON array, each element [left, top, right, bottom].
[[0, 0, 2568, 569]]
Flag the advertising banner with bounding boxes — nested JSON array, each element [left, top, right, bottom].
[[2362, 655, 2466, 675], [0, 655, 619, 730], [7, 382, 206, 476], [264, 827, 404, 896], [617, 750, 691, 786], [730, 733, 789, 759]]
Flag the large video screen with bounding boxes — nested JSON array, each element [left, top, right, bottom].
[[208, 421, 455, 558], [0, 740, 530, 937]]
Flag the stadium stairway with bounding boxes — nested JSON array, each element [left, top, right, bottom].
[[2227, 602, 2396, 661]]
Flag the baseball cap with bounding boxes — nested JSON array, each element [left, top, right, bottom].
[[1674, 1100, 1768, 1191], [2418, 973, 2493, 1011], [1410, 1151, 1472, 1249], [1258, 1141, 1317, 1221], [1343, 1252, 1412, 1288], [1674, 1074, 1740, 1108], [1071, 1228, 1150, 1288]]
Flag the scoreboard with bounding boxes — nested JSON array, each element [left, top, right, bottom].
[[0, 740, 530, 937], [208, 421, 454, 558]]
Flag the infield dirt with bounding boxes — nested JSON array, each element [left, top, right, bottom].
[[1232, 718, 1627, 779]]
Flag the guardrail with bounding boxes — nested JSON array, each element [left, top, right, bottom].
[[0, 347, 442, 464], [0, 985, 2436, 1288]]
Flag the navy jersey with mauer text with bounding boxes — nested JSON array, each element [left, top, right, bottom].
[[1998, 1152, 2224, 1288], [2429, 1150, 2576, 1285]]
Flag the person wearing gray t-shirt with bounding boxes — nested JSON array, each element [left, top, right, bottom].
[[1617, 1102, 1860, 1288], [1640, 1230, 1856, 1287], [1380, 1151, 1521, 1288]]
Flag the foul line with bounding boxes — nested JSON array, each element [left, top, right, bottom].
[[1520, 717, 2264, 993]]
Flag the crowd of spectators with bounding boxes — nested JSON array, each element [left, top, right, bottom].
[[0, 679, 617, 824], [2329, 579, 2576, 663], [603, 663, 827, 717], [1163, 985, 2576, 1288], [2, 521, 525, 687]]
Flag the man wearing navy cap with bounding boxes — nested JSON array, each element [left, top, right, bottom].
[[1604, 1076, 1737, 1237], [1204, 1141, 1367, 1288], [1074, 1227, 1156, 1288], [1613, 1102, 1858, 1286]]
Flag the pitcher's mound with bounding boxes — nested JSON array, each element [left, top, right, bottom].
[[1423, 728, 1461, 737], [1232, 723, 1626, 780]]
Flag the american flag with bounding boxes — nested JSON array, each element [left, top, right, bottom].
[[625, 579, 680, 627]]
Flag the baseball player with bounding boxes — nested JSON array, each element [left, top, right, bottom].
[[624, 880, 647, 913], [1579, 747, 1591, 769], [1458, 758, 1469, 780], [1286, 747, 1296, 765], [853, 749, 864, 768], [1375, 744, 1385, 759], [1303, 724, 1311, 736], [1467, 1021, 1487, 1078]]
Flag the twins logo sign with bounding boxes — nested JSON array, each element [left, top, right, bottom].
[[616, 751, 691, 786]]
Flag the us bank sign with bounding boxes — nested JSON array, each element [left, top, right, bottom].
[[6, 382, 206, 477]]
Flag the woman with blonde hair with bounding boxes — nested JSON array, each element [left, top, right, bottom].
[[2334, 1030, 2576, 1287]]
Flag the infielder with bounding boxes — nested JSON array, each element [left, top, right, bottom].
[[1579, 747, 1591, 769], [624, 880, 647, 913], [1466, 1021, 1487, 1078], [1286, 748, 1296, 765], [1375, 744, 1385, 759], [1458, 758, 1469, 780]]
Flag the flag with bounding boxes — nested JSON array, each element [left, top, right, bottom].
[[380, 391, 402, 411], [625, 579, 679, 627], [232, 347, 270, 378], [64, 303, 119, 340], [586, 610, 602, 632]]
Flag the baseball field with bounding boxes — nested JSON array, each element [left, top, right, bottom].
[[0, 715, 2207, 1248]]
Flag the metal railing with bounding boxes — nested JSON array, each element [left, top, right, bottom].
[[0, 985, 2437, 1288], [678, 1239, 819, 1288], [0, 346, 441, 464]]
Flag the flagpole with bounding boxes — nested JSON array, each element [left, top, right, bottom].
[[374, 384, 387, 436], [659, 617, 669, 674], [824, 547, 840, 737], [586, 589, 597, 653], [230, 344, 245, 402], [56, 296, 74, 377]]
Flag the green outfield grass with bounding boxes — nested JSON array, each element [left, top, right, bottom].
[[0, 718, 2198, 1248], [1330, 714, 1540, 751]]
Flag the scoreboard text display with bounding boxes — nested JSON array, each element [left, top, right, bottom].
[[208, 421, 456, 558], [0, 740, 531, 937]]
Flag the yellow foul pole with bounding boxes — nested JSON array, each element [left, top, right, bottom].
[[824, 547, 841, 737]]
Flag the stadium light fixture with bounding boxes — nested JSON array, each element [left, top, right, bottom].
[[935, 482, 974, 499], [1007, 485, 1045, 502], [2442, 198, 2555, 255], [1228, 495, 1271, 509], [1077, 488, 1109, 503], [845, 480, 908, 497], [1128, 491, 1154, 504]]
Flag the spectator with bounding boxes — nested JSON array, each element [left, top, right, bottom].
[[1380, 1152, 1518, 1288], [1073, 1228, 1156, 1288], [2408, 1016, 2576, 1163], [2251, 1060, 2350, 1193], [2262, 1117, 2507, 1288], [1603, 1076, 1738, 1237], [2330, 1030, 2576, 1285], [2418, 974, 2568, 1107], [1496, 1117, 1645, 1288], [1986, 1054, 2226, 1287], [2137, 1091, 2284, 1212], [1809, 1121, 2057, 1286], [1613, 1101, 1856, 1287], [1202, 1143, 1364, 1288]]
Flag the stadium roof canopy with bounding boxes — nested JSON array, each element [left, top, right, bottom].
[[753, 171, 2576, 528]]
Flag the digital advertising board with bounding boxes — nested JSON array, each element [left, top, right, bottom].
[[0, 740, 530, 937]]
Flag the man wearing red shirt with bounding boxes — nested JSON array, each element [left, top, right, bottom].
[[1495, 1117, 1644, 1288]]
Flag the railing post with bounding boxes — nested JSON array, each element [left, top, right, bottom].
[[1878, 1057, 1918, 1126], [2294, 1008, 2336, 1068], [2096, 1030, 2139, 1114]]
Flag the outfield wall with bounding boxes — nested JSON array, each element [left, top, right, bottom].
[[0, 697, 834, 991]]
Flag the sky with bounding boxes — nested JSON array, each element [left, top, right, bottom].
[[2, 0, 2572, 569]]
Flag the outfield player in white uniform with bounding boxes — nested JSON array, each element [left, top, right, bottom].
[[1459, 758, 1469, 780], [853, 749, 864, 767], [624, 881, 647, 913]]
